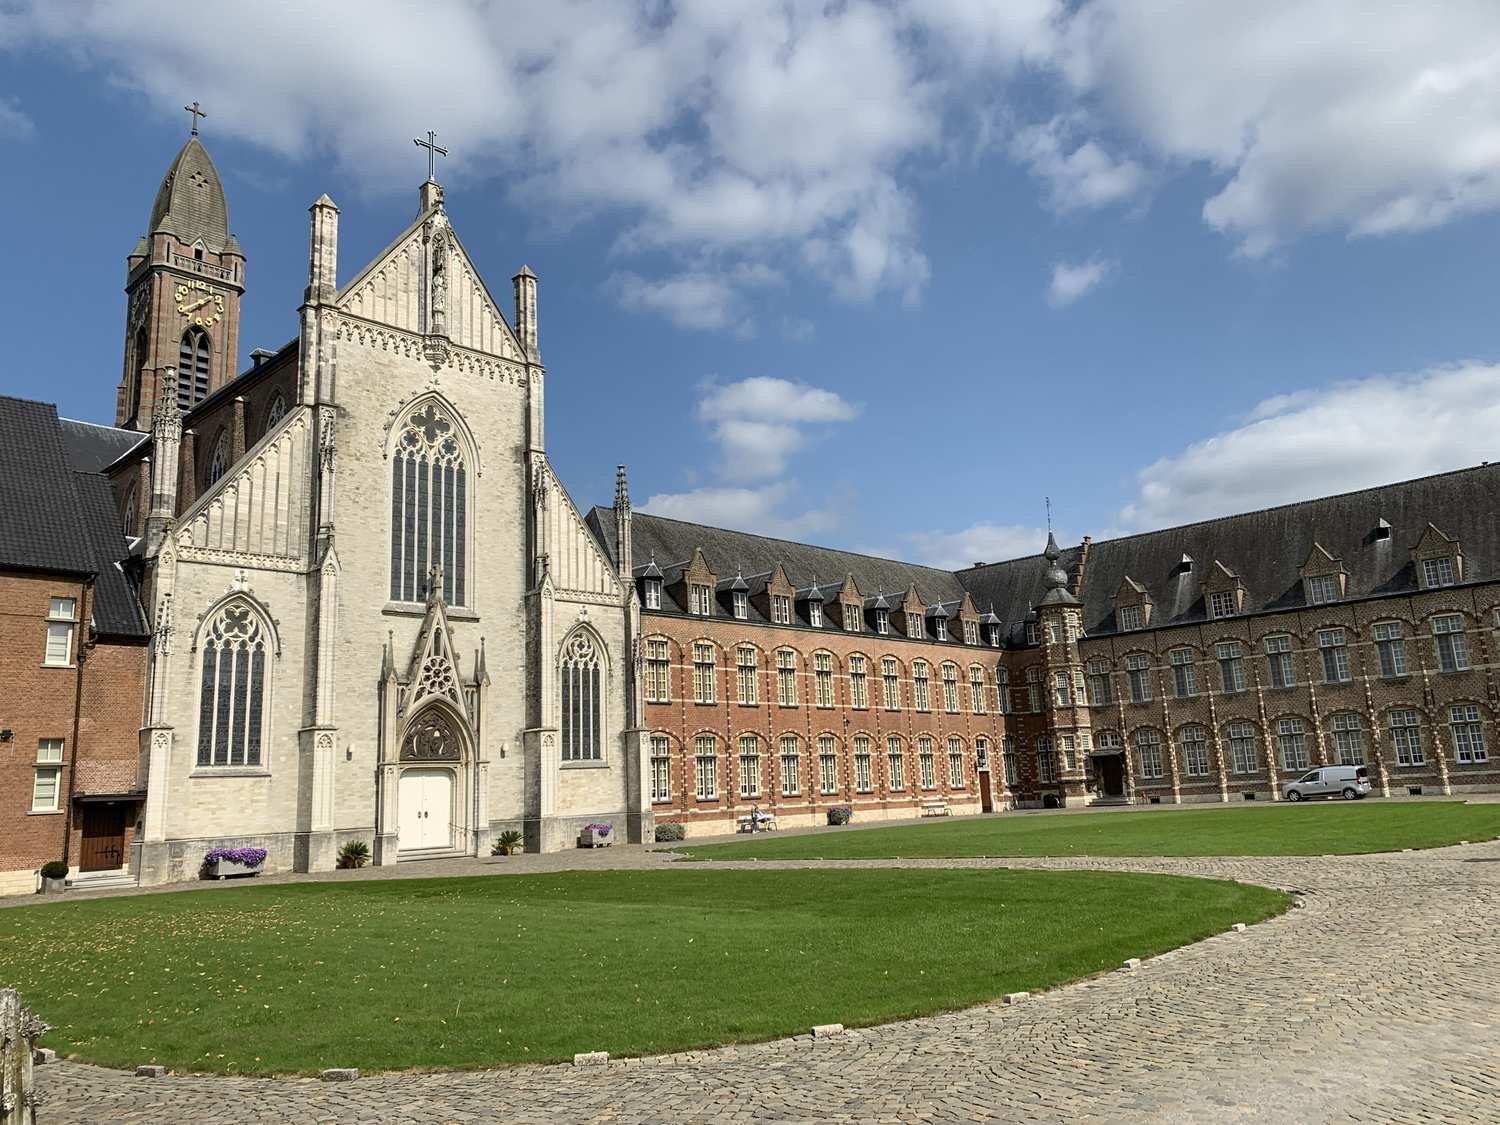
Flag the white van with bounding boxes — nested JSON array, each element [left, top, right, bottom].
[[1282, 765, 1372, 802]]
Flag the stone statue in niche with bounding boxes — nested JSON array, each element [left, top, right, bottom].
[[430, 234, 448, 337]]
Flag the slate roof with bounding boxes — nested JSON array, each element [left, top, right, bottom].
[[148, 136, 237, 254], [72, 471, 149, 638], [58, 418, 145, 472]]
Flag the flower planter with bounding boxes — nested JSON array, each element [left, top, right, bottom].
[[579, 827, 613, 849], [40, 876, 67, 894], [206, 857, 264, 880]]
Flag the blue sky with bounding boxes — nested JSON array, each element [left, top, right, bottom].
[[3, 1, 1499, 568]]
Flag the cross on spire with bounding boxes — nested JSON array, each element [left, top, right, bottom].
[[414, 129, 449, 182], [183, 100, 207, 136]]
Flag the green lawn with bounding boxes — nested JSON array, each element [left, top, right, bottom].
[[0, 868, 1284, 1075], [672, 801, 1500, 861]]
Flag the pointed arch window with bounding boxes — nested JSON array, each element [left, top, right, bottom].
[[177, 326, 211, 411], [390, 401, 468, 605], [560, 630, 603, 762], [206, 430, 229, 488], [197, 601, 269, 768], [264, 393, 287, 435]]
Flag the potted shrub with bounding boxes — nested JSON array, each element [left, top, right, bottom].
[[654, 822, 685, 843], [826, 806, 853, 826], [579, 822, 613, 848], [202, 846, 268, 880], [336, 840, 370, 869], [39, 860, 68, 894], [490, 830, 523, 856]]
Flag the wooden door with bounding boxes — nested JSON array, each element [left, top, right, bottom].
[[79, 804, 126, 871], [978, 771, 994, 813]]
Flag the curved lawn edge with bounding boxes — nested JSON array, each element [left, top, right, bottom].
[[3, 868, 1288, 1077]]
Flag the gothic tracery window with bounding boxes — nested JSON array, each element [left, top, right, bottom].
[[197, 601, 269, 768], [390, 400, 468, 605], [264, 393, 287, 434], [178, 326, 211, 411], [561, 630, 603, 762], [206, 430, 229, 487]]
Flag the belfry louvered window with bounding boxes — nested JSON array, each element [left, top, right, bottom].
[[560, 631, 603, 762], [177, 327, 212, 410], [197, 602, 268, 768], [390, 402, 468, 605]]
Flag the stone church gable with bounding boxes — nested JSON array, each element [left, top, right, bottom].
[[535, 462, 623, 600]]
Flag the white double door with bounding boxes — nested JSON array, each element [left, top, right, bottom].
[[399, 767, 454, 851]]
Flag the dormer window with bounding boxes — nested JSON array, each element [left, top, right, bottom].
[[1422, 557, 1456, 588], [932, 617, 947, 642], [771, 594, 791, 624], [1208, 589, 1236, 619], [843, 604, 860, 632], [987, 624, 1001, 647], [1024, 621, 1039, 646], [1118, 604, 1144, 632], [963, 620, 978, 645], [1305, 574, 1340, 605], [733, 591, 748, 620], [910, 615, 925, 641], [875, 608, 889, 635], [691, 583, 713, 616], [644, 578, 662, 610], [809, 601, 822, 628]]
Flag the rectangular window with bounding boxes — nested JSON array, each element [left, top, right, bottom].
[[808, 600, 823, 628], [886, 736, 906, 791], [1276, 718, 1309, 771], [942, 665, 959, 713], [850, 655, 869, 709], [1265, 635, 1296, 688], [738, 735, 761, 798], [1048, 620, 1064, 645], [732, 591, 748, 620], [1432, 615, 1471, 672], [1331, 713, 1365, 765], [1025, 669, 1041, 712], [1126, 654, 1153, 703], [947, 737, 965, 788], [693, 642, 717, 704], [1135, 730, 1164, 779], [1002, 739, 1018, 786], [779, 736, 801, 796], [1087, 659, 1113, 706], [1025, 621, 1039, 646], [644, 580, 662, 610], [918, 736, 936, 789], [1390, 709, 1424, 766], [1227, 722, 1257, 774], [911, 613, 926, 641], [776, 650, 798, 706], [1318, 629, 1351, 683], [650, 735, 672, 802], [1061, 734, 1077, 772], [1053, 671, 1073, 707], [970, 667, 987, 713], [975, 736, 989, 772], [694, 735, 718, 799], [818, 735, 838, 795], [1374, 621, 1407, 677], [1209, 589, 1237, 619], [691, 584, 713, 616], [815, 652, 834, 707], [736, 646, 758, 705], [964, 620, 979, 645], [1422, 557, 1456, 588], [843, 604, 860, 632], [1037, 740, 1056, 784], [1305, 574, 1339, 605], [1169, 648, 1197, 698], [1180, 727, 1209, 776], [1117, 604, 1144, 631], [44, 596, 77, 666], [875, 608, 890, 635], [1216, 642, 1245, 693], [1450, 704, 1488, 764], [645, 639, 670, 702], [771, 594, 791, 625], [854, 736, 873, 792], [32, 737, 64, 812], [913, 663, 931, 712], [882, 659, 900, 710]]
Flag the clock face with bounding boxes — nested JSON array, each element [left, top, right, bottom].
[[175, 279, 225, 329]]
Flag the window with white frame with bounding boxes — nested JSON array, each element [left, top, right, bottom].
[[32, 738, 63, 812], [726, 647, 753, 707], [771, 594, 791, 624], [44, 596, 76, 667], [1169, 648, 1197, 698], [197, 601, 270, 768], [1432, 614, 1471, 672], [1208, 589, 1237, 619], [1135, 729, 1165, 779], [1024, 620, 1038, 646], [948, 737, 965, 788], [887, 735, 906, 790], [691, 584, 713, 616], [843, 603, 860, 632], [732, 591, 748, 620], [998, 668, 1011, 714], [1389, 709, 1423, 766], [1450, 704, 1488, 763], [814, 651, 834, 707], [1374, 622, 1407, 677], [975, 736, 989, 771], [970, 665, 987, 713], [933, 614, 949, 642], [779, 735, 801, 796], [738, 734, 761, 798], [988, 622, 1002, 647], [1276, 717, 1309, 771], [1179, 725, 1210, 776], [854, 735, 873, 792], [1125, 654, 1153, 703], [964, 619, 979, 645], [913, 661, 931, 711], [1318, 629, 1351, 683], [1001, 736, 1018, 785], [693, 642, 717, 704], [919, 736, 937, 788], [560, 630, 604, 762], [1087, 658, 1113, 705], [882, 657, 900, 709], [1048, 619, 1064, 645], [1330, 713, 1365, 765], [1422, 557, 1456, 588], [1054, 670, 1073, 707], [1118, 604, 1144, 631], [645, 639, 670, 702], [1060, 733, 1077, 772], [1036, 737, 1056, 783], [1305, 574, 1339, 605], [850, 654, 869, 709], [942, 663, 959, 712], [1216, 641, 1245, 693], [1025, 665, 1042, 711], [911, 612, 927, 640], [694, 734, 718, 799], [776, 649, 798, 706], [644, 579, 662, 610], [1265, 635, 1296, 688], [818, 735, 839, 794], [1226, 721, 1258, 774], [875, 607, 890, 635], [649, 735, 671, 802], [808, 600, 823, 628]]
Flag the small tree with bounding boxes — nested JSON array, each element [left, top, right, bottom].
[[336, 840, 370, 869], [491, 830, 523, 856]]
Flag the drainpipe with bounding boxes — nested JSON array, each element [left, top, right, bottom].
[[61, 575, 93, 870]]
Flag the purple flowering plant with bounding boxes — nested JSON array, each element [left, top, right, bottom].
[[202, 847, 268, 867], [582, 823, 612, 836]]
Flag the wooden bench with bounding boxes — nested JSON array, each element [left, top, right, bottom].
[[920, 801, 952, 817], [737, 814, 777, 833]]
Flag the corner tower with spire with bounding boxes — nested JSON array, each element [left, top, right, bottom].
[[116, 103, 245, 430]]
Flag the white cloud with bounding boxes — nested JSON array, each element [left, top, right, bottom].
[[612, 271, 748, 333], [0, 96, 34, 139], [696, 376, 860, 482], [1012, 116, 1145, 212], [1047, 258, 1115, 307], [905, 522, 1057, 570], [1119, 361, 1500, 530], [639, 482, 837, 540]]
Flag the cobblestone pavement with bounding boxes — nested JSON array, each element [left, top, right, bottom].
[[33, 841, 1500, 1124]]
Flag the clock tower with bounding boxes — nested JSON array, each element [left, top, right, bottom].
[[116, 108, 245, 430]]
